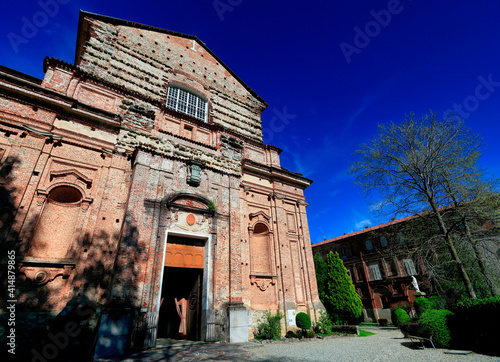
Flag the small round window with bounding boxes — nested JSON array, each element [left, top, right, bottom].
[[48, 186, 82, 204]]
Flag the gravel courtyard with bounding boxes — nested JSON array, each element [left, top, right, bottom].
[[247, 328, 497, 362]]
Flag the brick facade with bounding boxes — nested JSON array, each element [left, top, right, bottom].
[[0, 11, 323, 358], [312, 216, 426, 323]]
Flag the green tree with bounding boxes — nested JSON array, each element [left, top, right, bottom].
[[313, 253, 328, 304], [316, 251, 362, 324], [349, 112, 499, 299]]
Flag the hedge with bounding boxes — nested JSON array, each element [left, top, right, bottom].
[[449, 296, 500, 356]]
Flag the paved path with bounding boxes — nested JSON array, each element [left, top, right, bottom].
[[248, 328, 497, 362], [97, 342, 251, 362], [99, 328, 498, 362]]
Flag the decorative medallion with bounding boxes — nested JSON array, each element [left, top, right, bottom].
[[34, 270, 48, 284], [258, 279, 269, 291], [186, 214, 196, 226]]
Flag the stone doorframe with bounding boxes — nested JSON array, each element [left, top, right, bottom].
[[157, 229, 214, 341]]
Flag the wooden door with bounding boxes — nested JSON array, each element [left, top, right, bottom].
[[186, 273, 201, 340]]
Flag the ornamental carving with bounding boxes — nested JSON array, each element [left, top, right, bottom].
[[250, 275, 276, 292], [248, 210, 271, 230], [19, 263, 75, 286]]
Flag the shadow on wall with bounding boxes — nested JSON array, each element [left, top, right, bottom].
[[0, 155, 144, 362]]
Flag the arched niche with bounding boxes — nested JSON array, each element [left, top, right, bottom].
[[28, 185, 84, 260], [249, 222, 273, 275]]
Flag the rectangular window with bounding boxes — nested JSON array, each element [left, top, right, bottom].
[[403, 259, 417, 276], [369, 263, 382, 280], [339, 247, 347, 261], [167, 86, 207, 122], [380, 236, 388, 248], [365, 240, 373, 251], [357, 267, 364, 281], [390, 260, 398, 276]]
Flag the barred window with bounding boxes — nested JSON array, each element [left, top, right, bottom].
[[167, 86, 207, 122]]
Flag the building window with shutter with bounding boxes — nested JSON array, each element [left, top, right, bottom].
[[365, 240, 373, 251], [369, 262, 382, 280], [403, 258, 417, 276]]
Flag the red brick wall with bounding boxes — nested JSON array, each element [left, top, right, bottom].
[[0, 14, 322, 345]]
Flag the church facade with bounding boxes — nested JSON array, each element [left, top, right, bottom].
[[0, 11, 322, 357]]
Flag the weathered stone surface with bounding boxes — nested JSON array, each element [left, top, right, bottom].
[[0, 12, 323, 359]]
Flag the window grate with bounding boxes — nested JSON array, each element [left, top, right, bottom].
[[167, 86, 207, 122]]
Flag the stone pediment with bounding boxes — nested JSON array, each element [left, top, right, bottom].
[[249, 211, 270, 222], [50, 169, 92, 188]]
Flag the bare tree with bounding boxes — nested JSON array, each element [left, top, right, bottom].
[[349, 112, 499, 299]]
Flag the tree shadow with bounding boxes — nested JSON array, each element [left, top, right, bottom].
[[0, 155, 144, 361]]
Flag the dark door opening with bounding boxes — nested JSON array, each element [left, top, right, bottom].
[[158, 267, 202, 340]]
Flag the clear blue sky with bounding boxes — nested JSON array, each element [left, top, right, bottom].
[[1, 0, 499, 243]]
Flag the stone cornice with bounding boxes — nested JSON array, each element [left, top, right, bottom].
[[242, 159, 313, 188]]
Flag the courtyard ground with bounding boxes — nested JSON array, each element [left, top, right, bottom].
[[98, 327, 497, 362]]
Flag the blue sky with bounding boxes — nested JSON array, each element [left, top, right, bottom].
[[1, 1, 500, 243]]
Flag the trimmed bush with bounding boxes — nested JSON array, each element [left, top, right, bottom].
[[296, 312, 311, 330], [414, 297, 436, 317], [391, 301, 412, 314], [393, 308, 411, 327], [418, 309, 454, 348], [255, 311, 284, 340]]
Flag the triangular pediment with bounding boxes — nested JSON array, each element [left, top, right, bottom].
[[75, 11, 267, 109]]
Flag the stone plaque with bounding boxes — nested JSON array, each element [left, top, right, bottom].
[[287, 310, 297, 326]]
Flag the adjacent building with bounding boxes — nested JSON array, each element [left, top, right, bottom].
[[0, 11, 323, 358], [312, 216, 425, 322]]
